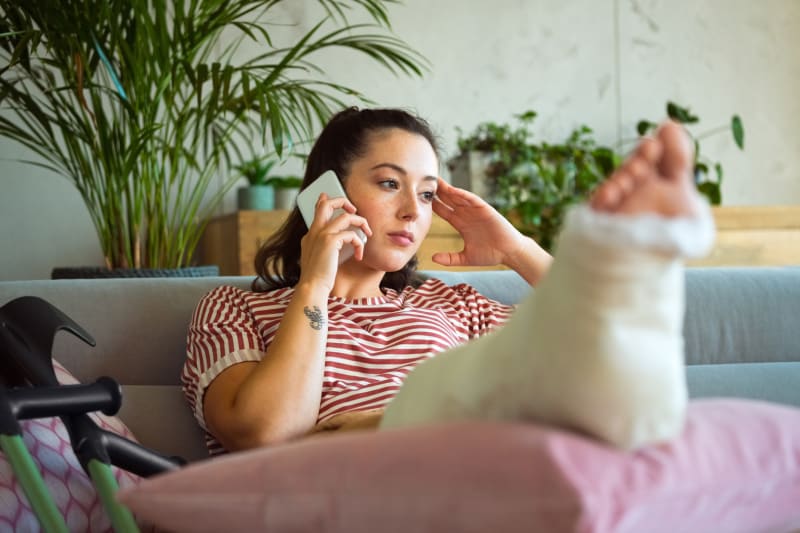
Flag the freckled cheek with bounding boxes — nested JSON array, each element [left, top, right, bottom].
[[356, 208, 382, 236], [419, 211, 433, 236], [357, 198, 392, 223]]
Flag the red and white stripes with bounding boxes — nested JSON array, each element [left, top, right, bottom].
[[182, 279, 513, 454]]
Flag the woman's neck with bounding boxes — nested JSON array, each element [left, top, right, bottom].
[[330, 267, 386, 299]]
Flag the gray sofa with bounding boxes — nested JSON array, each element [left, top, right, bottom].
[[0, 267, 799, 463]]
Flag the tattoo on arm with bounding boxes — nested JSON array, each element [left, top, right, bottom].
[[303, 305, 326, 330]]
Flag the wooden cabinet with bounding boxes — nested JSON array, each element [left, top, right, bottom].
[[198, 206, 800, 276], [198, 210, 288, 276]]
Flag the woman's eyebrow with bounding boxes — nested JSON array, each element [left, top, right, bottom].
[[370, 162, 406, 174], [369, 163, 438, 182]]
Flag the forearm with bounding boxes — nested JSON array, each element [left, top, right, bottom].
[[219, 282, 330, 448], [503, 236, 553, 287]]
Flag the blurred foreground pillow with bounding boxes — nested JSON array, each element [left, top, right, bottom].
[[119, 399, 800, 533]]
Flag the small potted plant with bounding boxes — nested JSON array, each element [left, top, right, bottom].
[[236, 156, 278, 211], [269, 176, 304, 210], [636, 101, 745, 205]]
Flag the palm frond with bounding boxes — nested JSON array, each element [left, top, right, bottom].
[[0, 0, 426, 268]]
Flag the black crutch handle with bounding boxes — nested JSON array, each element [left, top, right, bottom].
[[0, 378, 121, 435]]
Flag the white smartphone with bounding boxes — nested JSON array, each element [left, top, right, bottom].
[[296, 170, 368, 264]]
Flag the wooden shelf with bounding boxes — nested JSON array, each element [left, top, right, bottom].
[[198, 206, 800, 276], [689, 205, 800, 268]]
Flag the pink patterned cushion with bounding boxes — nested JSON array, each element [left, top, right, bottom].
[[0, 360, 141, 532], [118, 398, 800, 533]]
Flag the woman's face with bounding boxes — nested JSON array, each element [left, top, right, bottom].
[[342, 128, 439, 272]]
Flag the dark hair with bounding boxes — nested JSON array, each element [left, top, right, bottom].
[[252, 107, 440, 293]]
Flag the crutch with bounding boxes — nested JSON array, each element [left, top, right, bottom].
[[0, 296, 184, 532]]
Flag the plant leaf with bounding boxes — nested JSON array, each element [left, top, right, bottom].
[[697, 182, 721, 205], [666, 101, 699, 124], [636, 120, 656, 136], [731, 115, 745, 150]]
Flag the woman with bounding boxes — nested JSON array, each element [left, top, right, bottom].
[[183, 107, 714, 455]]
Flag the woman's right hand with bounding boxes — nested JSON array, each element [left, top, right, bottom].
[[298, 193, 372, 292], [204, 194, 372, 451]]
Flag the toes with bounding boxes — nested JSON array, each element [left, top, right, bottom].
[[624, 158, 652, 186], [656, 121, 694, 183], [591, 176, 625, 211], [613, 172, 636, 196], [589, 121, 698, 217], [592, 152, 654, 210], [590, 122, 692, 214], [634, 136, 662, 165]]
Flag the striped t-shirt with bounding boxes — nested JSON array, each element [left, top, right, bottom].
[[182, 278, 515, 454]]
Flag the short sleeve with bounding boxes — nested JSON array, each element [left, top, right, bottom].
[[405, 280, 515, 340], [181, 285, 266, 428], [445, 282, 515, 338]]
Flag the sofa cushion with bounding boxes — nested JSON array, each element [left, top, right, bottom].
[[687, 361, 800, 408], [0, 360, 141, 532], [0, 277, 251, 386], [118, 398, 800, 533], [117, 385, 209, 462], [683, 266, 800, 365]]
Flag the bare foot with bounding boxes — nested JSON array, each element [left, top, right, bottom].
[[590, 121, 703, 218]]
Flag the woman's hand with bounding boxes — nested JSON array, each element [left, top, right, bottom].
[[432, 179, 553, 285], [298, 193, 373, 292]]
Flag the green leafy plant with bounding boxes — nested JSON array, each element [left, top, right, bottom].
[[267, 176, 303, 189], [0, 0, 426, 270], [637, 101, 745, 205], [454, 111, 618, 251], [236, 156, 280, 187]]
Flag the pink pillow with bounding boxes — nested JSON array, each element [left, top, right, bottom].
[[0, 360, 141, 532], [118, 399, 800, 533]]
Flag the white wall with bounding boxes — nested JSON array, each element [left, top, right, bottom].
[[2, 0, 798, 280]]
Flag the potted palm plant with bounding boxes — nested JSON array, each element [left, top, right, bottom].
[[0, 0, 426, 277]]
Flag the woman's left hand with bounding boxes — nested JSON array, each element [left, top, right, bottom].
[[432, 179, 553, 285]]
